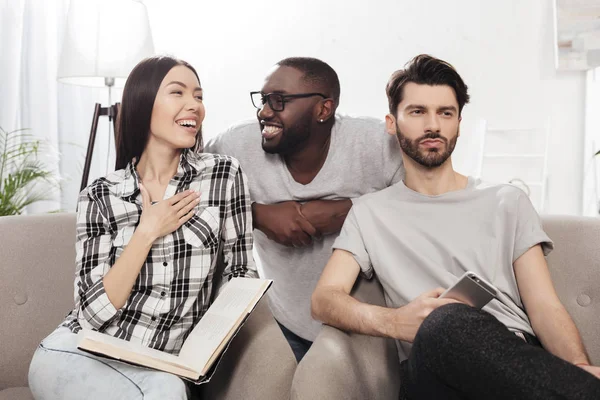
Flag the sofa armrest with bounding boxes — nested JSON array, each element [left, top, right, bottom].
[[199, 298, 297, 399], [542, 215, 600, 365], [291, 276, 400, 400]]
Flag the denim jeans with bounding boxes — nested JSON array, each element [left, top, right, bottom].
[[276, 321, 312, 362], [28, 326, 192, 400]]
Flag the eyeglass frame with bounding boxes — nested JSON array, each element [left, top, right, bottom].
[[250, 91, 329, 112]]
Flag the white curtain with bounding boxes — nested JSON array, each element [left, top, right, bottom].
[[0, 0, 121, 213]]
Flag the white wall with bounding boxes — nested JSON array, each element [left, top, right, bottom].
[[140, 0, 585, 215], [582, 68, 600, 216], [25, 0, 578, 214]]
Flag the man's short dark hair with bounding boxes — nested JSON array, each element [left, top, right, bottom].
[[277, 57, 341, 107], [386, 54, 469, 116]]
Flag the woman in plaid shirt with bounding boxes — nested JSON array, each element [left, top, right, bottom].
[[28, 56, 257, 399]]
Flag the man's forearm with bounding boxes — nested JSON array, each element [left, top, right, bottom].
[[530, 302, 590, 365], [252, 202, 284, 232], [311, 286, 397, 338], [300, 199, 352, 236], [251, 202, 262, 230]]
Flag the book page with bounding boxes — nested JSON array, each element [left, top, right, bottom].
[[78, 330, 199, 379], [179, 278, 271, 371], [81, 330, 182, 364]]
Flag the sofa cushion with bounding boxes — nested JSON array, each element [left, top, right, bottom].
[[0, 213, 76, 390], [0, 387, 33, 400]]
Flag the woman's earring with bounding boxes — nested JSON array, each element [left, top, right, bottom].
[[319, 119, 324, 123]]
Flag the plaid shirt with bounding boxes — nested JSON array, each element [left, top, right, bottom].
[[62, 150, 256, 354]]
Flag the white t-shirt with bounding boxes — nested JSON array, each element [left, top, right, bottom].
[[205, 114, 405, 340], [333, 177, 553, 360]]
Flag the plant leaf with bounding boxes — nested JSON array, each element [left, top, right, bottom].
[[0, 126, 58, 215]]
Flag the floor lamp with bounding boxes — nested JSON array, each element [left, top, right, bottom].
[[82, 92, 120, 192], [57, 0, 155, 192]]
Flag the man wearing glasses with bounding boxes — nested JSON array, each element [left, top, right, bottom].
[[204, 57, 404, 361]]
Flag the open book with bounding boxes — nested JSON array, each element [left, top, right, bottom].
[[77, 277, 272, 383]]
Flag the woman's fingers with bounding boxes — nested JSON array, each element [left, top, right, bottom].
[[168, 189, 196, 206], [139, 183, 151, 209], [141, 188, 200, 234], [178, 204, 198, 227], [177, 196, 200, 219], [173, 191, 200, 213]]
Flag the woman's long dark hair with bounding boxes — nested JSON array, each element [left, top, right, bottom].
[[115, 56, 201, 170]]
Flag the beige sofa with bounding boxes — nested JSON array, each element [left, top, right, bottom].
[[0, 213, 297, 400], [3, 213, 600, 399], [291, 215, 600, 399]]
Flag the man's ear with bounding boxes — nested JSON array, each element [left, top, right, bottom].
[[316, 98, 335, 123], [458, 115, 462, 137], [385, 114, 397, 136]]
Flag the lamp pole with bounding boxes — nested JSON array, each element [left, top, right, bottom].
[[79, 83, 119, 192], [105, 77, 115, 175]]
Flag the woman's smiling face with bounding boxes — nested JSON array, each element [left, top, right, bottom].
[[148, 65, 205, 151]]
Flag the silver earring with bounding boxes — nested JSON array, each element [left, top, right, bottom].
[[319, 119, 324, 123]]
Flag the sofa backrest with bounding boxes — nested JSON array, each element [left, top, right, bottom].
[[542, 215, 600, 365], [0, 213, 76, 390], [1, 213, 599, 390]]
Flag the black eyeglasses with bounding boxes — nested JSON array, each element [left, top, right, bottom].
[[250, 91, 327, 112]]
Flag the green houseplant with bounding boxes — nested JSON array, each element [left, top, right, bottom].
[[0, 126, 57, 216]]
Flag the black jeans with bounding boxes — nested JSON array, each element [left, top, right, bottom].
[[400, 303, 600, 400]]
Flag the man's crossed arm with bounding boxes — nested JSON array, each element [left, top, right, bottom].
[[252, 199, 352, 247]]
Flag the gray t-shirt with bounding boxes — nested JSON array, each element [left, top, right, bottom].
[[205, 114, 404, 340], [333, 177, 553, 360]]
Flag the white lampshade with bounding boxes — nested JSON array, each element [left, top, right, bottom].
[[58, 0, 155, 87]]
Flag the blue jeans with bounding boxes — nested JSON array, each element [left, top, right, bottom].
[[276, 321, 312, 362], [28, 327, 192, 400]]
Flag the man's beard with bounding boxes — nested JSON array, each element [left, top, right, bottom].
[[396, 123, 458, 168], [262, 114, 312, 155]]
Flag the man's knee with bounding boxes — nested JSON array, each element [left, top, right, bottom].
[[416, 303, 487, 348], [424, 303, 475, 331]]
